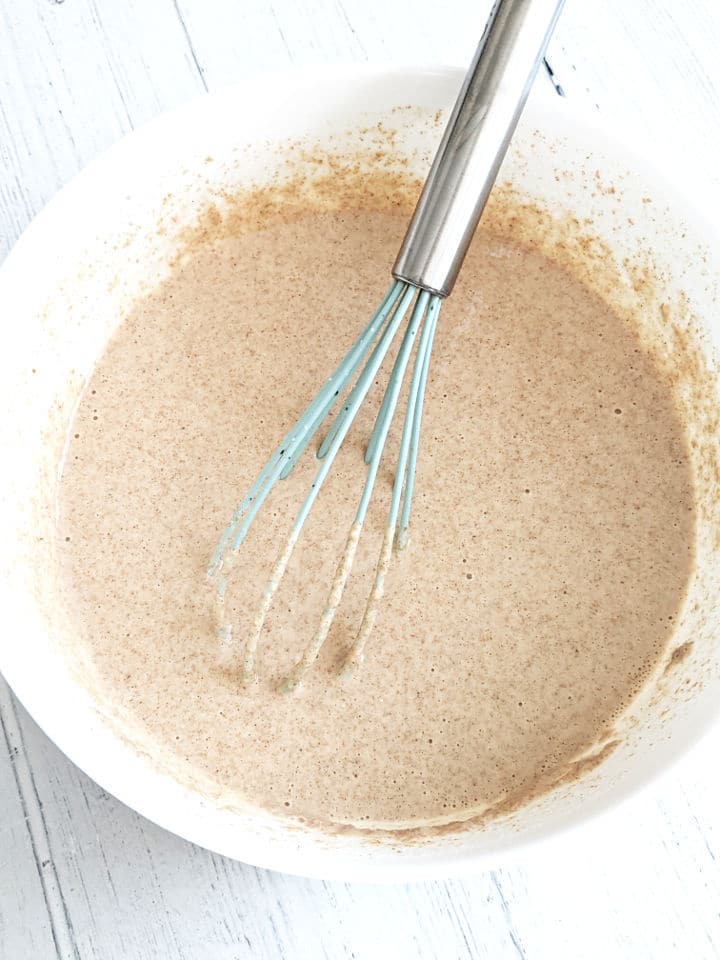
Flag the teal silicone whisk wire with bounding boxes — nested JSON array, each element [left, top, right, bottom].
[[208, 282, 440, 689]]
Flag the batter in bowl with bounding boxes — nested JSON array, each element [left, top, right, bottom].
[[55, 167, 696, 834]]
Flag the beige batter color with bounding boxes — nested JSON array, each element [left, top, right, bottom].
[[56, 193, 696, 833]]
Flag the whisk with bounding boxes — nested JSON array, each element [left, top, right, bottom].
[[208, 0, 565, 690]]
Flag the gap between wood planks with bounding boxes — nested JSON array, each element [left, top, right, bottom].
[[0, 681, 79, 960]]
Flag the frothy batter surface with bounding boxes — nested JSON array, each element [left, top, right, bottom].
[[56, 189, 695, 833]]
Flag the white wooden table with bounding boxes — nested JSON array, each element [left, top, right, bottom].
[[1, 1, 720, 957]]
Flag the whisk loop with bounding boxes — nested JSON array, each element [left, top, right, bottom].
[[209, 280, 441, 689]]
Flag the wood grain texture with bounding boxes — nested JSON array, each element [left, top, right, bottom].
[[0, 685, 59, 959], [549, 0, 720, 204], [0, 0, 719, 957]]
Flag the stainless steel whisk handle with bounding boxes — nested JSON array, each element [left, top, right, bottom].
[[392, 0, 565, 298]]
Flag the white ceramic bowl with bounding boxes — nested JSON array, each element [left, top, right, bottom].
[[0, 65, 719, 882]]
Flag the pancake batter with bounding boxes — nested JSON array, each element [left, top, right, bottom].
[[56, 181, 695, 833]]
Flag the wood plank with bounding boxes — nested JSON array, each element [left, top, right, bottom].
[[0, 680, 74, 959], [548, 0, 720, 205], [170, 0, 495, 86], [0, 0, 206, 257]]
